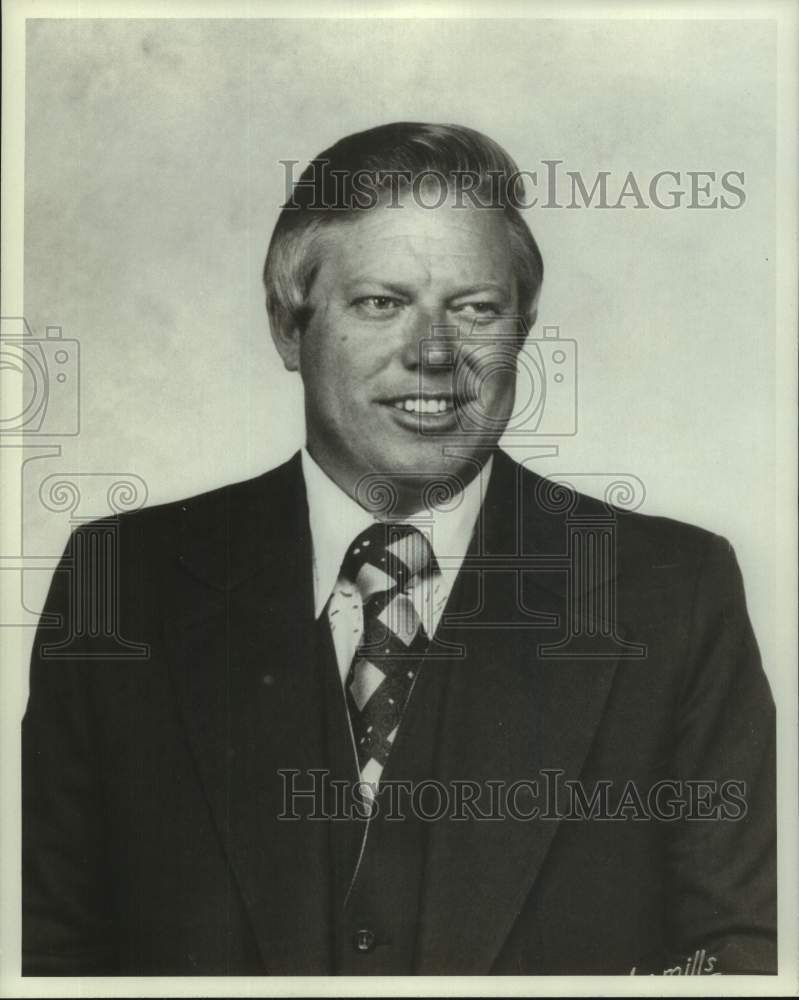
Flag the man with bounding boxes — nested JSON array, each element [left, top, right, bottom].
[[22, 122, 776, 976]]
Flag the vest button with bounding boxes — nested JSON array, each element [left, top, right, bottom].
[[353, 928, 376, 953]]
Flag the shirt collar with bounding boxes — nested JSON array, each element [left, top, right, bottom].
[[301, 447, 493, 619]]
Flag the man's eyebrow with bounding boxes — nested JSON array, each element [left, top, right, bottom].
[[345, 279, 413, 296], [345, 279, 513, 299], [449, 282, 512, 300]]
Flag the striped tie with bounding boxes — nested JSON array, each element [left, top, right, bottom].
[[341, 522, 436, 793]]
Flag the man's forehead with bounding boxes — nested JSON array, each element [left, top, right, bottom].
[[315, 201, 515, 281]]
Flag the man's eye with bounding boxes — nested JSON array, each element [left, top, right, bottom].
[[353, 296, 402, 312], [455, 301, 502, 317]]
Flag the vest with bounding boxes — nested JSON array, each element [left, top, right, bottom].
[[315, 614, 451, 974]]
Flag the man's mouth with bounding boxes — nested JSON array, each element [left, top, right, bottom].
[[378, 392, 481, 434], [381, 392, 474, 415], [390, 396, 455, 415]]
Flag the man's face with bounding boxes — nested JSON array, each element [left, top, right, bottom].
[[277, 194, 527, 512]]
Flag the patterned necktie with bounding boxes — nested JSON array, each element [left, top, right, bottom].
[[341, 521, 437, 791]]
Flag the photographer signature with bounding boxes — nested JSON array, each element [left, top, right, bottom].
[[630, 949, 720, 975]]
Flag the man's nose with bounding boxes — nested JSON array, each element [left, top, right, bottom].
[[399, 305, 456, 370]]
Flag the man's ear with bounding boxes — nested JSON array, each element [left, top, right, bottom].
[[268, 309, 302, 373]]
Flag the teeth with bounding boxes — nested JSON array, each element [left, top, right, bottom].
[[393, 398, 452, 414]]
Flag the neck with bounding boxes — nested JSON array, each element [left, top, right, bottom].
[[304, 446, 491, 520]]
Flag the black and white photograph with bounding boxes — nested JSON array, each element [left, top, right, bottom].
[[1, 1, 796, 994]]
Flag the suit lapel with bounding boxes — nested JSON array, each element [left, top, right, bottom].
[[165, 454, 334, 973], [416, 452, 624, 973]]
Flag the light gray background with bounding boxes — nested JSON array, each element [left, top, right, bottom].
[[22, 18, 777, 680]]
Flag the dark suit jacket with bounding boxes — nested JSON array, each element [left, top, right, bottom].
[[22, 449, 777, 975]]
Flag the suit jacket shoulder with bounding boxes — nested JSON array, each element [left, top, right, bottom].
[[492, 448, 729, 574]]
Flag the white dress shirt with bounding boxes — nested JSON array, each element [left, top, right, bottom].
[[301, 447, 493, 686]]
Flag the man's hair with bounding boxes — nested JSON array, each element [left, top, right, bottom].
[[263, 122, 544, 336]]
